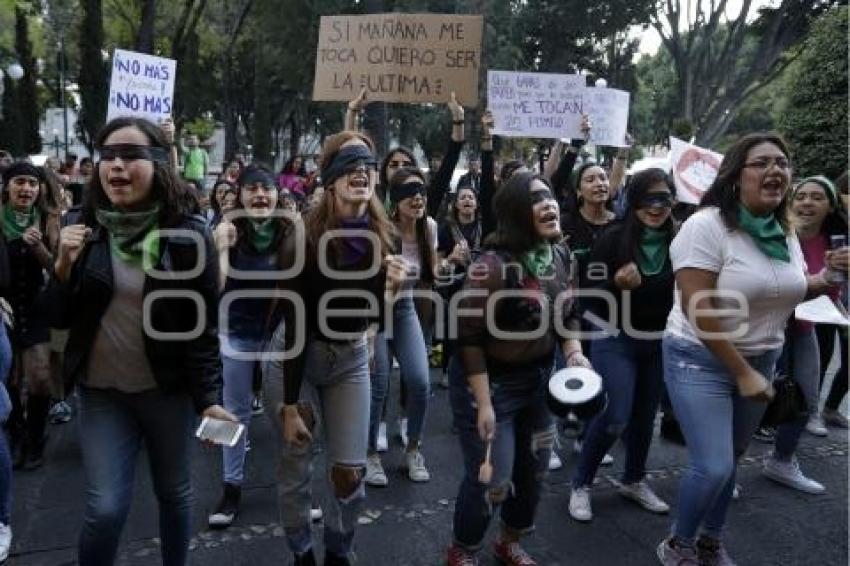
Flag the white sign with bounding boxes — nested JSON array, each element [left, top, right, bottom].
[[669, 136, 724, 205], [795, 295, 850, 326], [107, 49, 176, 124], [488, 70, 585, 138], [584, 87, 630, 147]]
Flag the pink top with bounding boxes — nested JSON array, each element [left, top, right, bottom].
[[277, 173, 306, 195], [797, 232, 841, 332]]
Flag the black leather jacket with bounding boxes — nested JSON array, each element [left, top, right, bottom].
[[48, 214, 222, 413]]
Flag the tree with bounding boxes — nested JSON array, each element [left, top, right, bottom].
[[135, 0, 155, 53], [78, 0, 108, 151], [15, 4, 40, 154], [779, 6, 848, 179]]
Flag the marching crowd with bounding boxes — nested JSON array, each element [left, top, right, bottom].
[[0, 89, 846, 566]]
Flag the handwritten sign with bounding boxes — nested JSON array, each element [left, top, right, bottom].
[[488, 71, 585, 138], [107, 49, 176, 123], [584, 88, 630, 147], [312, 13, 483, 106], [669, 136, 724, 205]]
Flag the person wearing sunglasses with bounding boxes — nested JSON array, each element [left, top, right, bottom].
[[569, 168, 676, 524], [0, 163, 60, 471]]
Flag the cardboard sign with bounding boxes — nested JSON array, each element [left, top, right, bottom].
[[487, 70, 585, 138], [312, 13, 483, 106], [107, 49, 176, 123], [669, 136, 724, 205], [584, 87, 630, 147]]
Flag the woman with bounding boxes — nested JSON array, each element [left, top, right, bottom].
[[1, 163, 60, 471], [208, 179, 237, 228], [49, 117, 236, 565], [264, 130, 405, 566], [447, 171, 590, 566], [277, 156, 306, 196], [569, 168, 676, 523], [207, 164, 294, 529], [365, 167, 436, 487], [656, 133, 848, 565], [763, 176, 849, 494]]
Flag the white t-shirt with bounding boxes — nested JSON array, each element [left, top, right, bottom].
[[400, 216, 438, 289], [665, 207, 807, 355]]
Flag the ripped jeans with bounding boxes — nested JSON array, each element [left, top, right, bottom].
[[449, 356, 555, 551]]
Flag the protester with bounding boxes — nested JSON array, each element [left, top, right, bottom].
[[209, 179, 237, 227], [656, 133, 848, 565], [277, 156, 307, 196], [569, 168, 676, 522], [48, 116, 235, 565], [182, 134, 209, 184], [447, 171, 590, 566], [222, 160, 241, 184], [457, 156, 482, 193], [264, 130, 405, 565]]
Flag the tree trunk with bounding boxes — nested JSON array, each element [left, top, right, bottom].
[[15, 6, 41, 154], [363, 0, 388, 157], [135, 0, 156, 53], [78, 0, 107, 153]]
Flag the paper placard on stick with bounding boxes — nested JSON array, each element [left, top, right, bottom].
[[312, 13, 483, 106], [669, 136, 724, 205], [584, 88, 630, 147], [107, 49, 176, 124], [795, 295, 850, 326], [487, 70, 585, 138]]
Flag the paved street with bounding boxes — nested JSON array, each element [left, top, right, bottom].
[[9, 370, 849, 566]]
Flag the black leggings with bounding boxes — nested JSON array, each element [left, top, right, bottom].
[[815, 323, 848, 411]]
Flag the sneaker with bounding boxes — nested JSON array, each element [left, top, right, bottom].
[[618, 481, 670, 514], [398, 417, 409, 447], [377, 422, 388, 453], [657, 537, 699, 566], [310, 507, 323, 522], [763, 455, 825, 494], [753, 426, 775, 443], [0, 523, 11, 562], [208, 483, 241, 529], [49, 400, 72, 424], [405, 449, 431, 482], [822, 409, 849, 429], [805, 414, 828, 437], [365, 454, 388, 487], [731, 483, 741, 501], [548, 451, 563, 471], [493, 538, 537, 565], [447, 544, 478, 566], [696, 536, 736, 566], [568, 487, 593, 522], [572, 440, 614, 466], [251, 395, 264, 416]]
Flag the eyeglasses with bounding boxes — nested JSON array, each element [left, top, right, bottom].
[[388, 160, 413, 168], [743, 157, 791, 171]]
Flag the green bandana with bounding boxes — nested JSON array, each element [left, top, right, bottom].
[[95, 206, 161, 268], [738, 204, 790, 262], [637, 227, 669, 276], [1, 205, 39, 241], [521, 243, 554, 278], [251, 219, 277, 251]]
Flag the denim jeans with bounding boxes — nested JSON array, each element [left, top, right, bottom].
[[573, 334, 664, 487], [663, 335, 780, 542], [449, 356, 556, 552], [77, 387, 194, 566], [775, 328, 819, 460], [369, 296, 430, 451], [263, 333, 370, 557], [0, 322, 12, 526], [220, 336, 263, 485]]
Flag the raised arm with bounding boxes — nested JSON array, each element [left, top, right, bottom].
[[344, 88, 368, 132], [608, 133, 633, 201], [427, 92, 465, 218], [479, 111, 496, 239]]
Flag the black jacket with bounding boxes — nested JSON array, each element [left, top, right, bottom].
[[48, 214, 222, 413]]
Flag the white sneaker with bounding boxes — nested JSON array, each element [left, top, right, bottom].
[[805, 415, 828, 437], [572, 439, 614, 466], [405, 449, 431, 482], [568, 487, 593, 522], [549, 451, 563, 471], [618, 481, 670, 514], [398, 417, 409, 447], [732, 483, 742, 500], [822, 409, 850, 429], [763, 455, 825, 494], [377, 422, 388, 453], [310, 507, 323, 522], [0, 523, 11, 562], [365, 454, 388, 487]]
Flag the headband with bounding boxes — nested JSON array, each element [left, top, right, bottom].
[[322, 145, 376, 187], [3, 162, 43, 186], [390, 181, 426, 204], [238, 168, 277, 189], [794, 176, 838, 208]]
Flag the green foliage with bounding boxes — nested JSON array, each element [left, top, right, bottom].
[[183, 115, 215, 141], [779, 6, 848, 179]]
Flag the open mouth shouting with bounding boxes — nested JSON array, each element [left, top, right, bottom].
[[107, 175, 132, 192]]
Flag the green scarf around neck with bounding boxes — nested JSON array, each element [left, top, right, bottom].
[[95, 205, 161, 267], [737, 204, 790, 262], [637, 227, 669, 276], [251, 219, 277, 251], [1, 205, 39, 241], [521, 243, 554, 278]]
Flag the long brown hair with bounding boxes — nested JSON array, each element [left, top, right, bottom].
[[389, 166, 434, 284], [304, 130, 393, 262]]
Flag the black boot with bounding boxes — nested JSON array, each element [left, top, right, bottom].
[[207, 483, 241, 529], [293, 548, 317, 566]]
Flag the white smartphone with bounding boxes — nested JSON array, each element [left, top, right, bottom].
[[195, 416, 245, 447]]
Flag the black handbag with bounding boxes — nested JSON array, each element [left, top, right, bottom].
[[761, 330, 808, 427]]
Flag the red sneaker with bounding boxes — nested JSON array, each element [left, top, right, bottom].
[[446, 544, 478, 566], [493, 539, 537, 566]]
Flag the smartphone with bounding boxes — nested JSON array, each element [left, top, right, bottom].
[[195, 416, 245, 447]]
